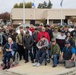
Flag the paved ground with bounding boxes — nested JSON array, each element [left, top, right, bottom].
[[0, 70, 22, 75], [0, 61, 76, 75], [0, 52, 76, 75], [8, 61, 76, 75], [0, 60, 76, 75], [0, 54, 23, 75]]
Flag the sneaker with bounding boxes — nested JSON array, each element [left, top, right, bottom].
[[36, 63, 40, 67], [33, 62, 38, 66]]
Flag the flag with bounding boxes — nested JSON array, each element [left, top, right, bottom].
[[60, 0, 63, 7], [32, 3, 35, 8]]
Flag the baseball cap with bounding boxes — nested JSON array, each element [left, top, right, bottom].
[[52, 38, 56, 42], [61, 30, 65, 33], [26, 31, 29, 34], [65, 41, 70, 44], [26, 26, 29, 28]]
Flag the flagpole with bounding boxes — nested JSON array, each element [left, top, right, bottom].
[[34, 0, 35, 22], [34, 0, 35, 20], [61, 6, 63, 26], [23, 0, 25, 24], [47, 11, 49, 25], [60, 0, 63, 26]]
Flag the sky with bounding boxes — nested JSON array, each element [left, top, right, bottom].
[[0, 0, 76, 13]]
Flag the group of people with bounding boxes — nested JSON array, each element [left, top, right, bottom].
[[0, 23, 76, 70]]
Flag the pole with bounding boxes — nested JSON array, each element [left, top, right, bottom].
[[47, 11, 49, 25], [34, 0, 35, 22], [60, 0, 63, 26], [61, 7, 63, 26], [23, 0, 25, 24], [47, 17, 49, 25]]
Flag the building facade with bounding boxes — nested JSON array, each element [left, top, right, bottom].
[[11, 8, 76, 26]]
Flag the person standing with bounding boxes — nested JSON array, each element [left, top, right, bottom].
[[46, 25, 53, 41], [71, 25, 76, 49], [53, 27, 60, 39], [23, 31, 34, 63], [56, 30, 66, 51], [25, 26, 32, 36], [29, 24, 35, 33], [38, 27, 50, 43], [16, 28, 25, 60], [32, 28, 39, 60], [2, 28, 11, 46], [11, 29, 18, 42]]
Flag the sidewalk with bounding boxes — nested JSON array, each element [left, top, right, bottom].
[[7, 60, 76, 75], [0, 53, 76, 75]]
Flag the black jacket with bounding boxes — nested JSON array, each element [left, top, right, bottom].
[[2, 32, 11, 45], [32, 32, 39, 45], [46, 29, 53, 41], [23, 35, 34, 49]]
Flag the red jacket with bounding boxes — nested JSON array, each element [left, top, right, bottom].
[[29, 28, 35, 33], [38, 31, 50, 43]]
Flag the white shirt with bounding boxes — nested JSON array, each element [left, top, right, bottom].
[[16, 30, 32, 36], [16, 30, 25, 34], [25, 30, 32, 36], [56, 34, 66, 40], [53, 32, 60, 39]]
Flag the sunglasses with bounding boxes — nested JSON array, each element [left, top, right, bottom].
[[52, 41, 55, 42]]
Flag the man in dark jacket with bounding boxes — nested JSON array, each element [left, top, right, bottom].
[[64, 26, 69, 35], [2, 37, 18, 70], [46, 25, 53, 41], [11, 29, 18, 42], [23, 31, 34, 63], [2, 28, 11, 46], [32, 28, 39, 59], [71, 25, 76, 48]]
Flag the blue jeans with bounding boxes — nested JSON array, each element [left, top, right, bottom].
[[3, 52, 12, 64], [35, 50, 46, 64], [52, 54, 59, 66], [44, 50, 50, 61]]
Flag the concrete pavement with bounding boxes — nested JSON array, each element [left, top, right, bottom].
[[7, 60, 76, 75], [0, 53, 76, 75]]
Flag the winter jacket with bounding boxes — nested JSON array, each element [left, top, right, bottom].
[[2, 32, 11, 45], [32, 32, 39, 45], [4, 42, 18, 53], [38, 32, 50, 43], [16, 34, 23, 45], [23, 35, 34, 49], [50, 43, 60, 55]]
